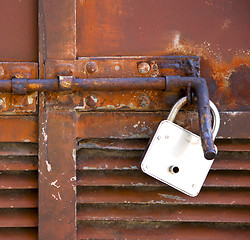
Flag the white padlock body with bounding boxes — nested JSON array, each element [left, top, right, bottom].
[[141, 120, 214, 197]]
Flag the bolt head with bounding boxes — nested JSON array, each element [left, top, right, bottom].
[[86, 61, 98, 74], [114, 65, 120, 71], [138, 95, 150, 107], [138, 62, 150, 74], [86, 95, 98, 107]]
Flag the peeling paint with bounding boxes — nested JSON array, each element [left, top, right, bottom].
[[70, 176, 76, 181], [51, 180, 60, 188], [27, 96, 34, 104], [42, 127, 48, 142], [74, 97, 86, 110], [52, 194, 59, 201], [45, 160, 51, 172], [158, 193, 186, 202], [0, 98, 6, 109], [58, 192, 62, 200], [72, 148, 76, 162]]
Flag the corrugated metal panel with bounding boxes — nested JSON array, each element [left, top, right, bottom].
[[76, 138, 250, 239], [0, 143, 38, 240]]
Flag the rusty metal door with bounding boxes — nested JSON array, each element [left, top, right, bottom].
[[0, 0, 249, 239]]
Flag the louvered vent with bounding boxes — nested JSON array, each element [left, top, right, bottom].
[[0, 143, 38, 240], [76, 139, 250, 239]]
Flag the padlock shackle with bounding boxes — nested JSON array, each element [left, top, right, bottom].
[[167, 96, 220, 141], [165, 76, 217, 160]]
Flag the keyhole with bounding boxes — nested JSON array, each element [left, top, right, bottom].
[[169, 165, 179, 174]]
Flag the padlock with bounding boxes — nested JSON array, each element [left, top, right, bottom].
[[141, 96, 220, 197]]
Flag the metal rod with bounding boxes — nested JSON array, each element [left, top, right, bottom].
[[166, 76, 217, 160], [0, 77, 166, 94]]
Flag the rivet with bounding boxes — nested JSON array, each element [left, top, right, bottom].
[[0, 66, 4, 77], [138, 95, 150, 107], [86, 95, 98, 107], [86, 61, 98, 74], [138, 62, 150, 74], [114, 65, 120, 71]]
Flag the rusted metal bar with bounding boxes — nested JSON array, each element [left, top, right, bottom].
[[38, 105, 77, 240], [166, 76, 216, 160], [0, 77, 165, 93]]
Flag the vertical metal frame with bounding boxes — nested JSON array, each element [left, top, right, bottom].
[[38, 1, 77, 239]]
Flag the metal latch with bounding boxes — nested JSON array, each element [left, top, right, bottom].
[[0, 56, 217, 159]]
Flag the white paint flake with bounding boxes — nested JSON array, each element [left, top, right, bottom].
[[70, 176, 76, 181], [42, 127, 48, 141], [51, 180, 60, 188], [45, 160, 51, 172]]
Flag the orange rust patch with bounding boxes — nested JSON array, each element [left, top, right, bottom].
[[165, 40, 250, 95]]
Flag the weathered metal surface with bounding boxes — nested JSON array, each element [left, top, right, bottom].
[[0, 92, 38, 114], [76, 137, 250, 239], [0, 77, 165, 93], [40, 0, 76, 60], [44, 56, 249, 111], [77, 170, 250, 188], [0, 190, 37, 208], [77, 204, 250, 222], [77, 148, 250, 171], [0, 0, 38, 62], [77, 187, 250, 205], [76, 112, 250, 139], [0, 62, 38, 114], [0, 0, 248, 239], [0, 116, 38, 142], [0, 142, 38, 239], [0, 63, 38, 80], [77, 0, 250, 112], [0, 228, 37, 240], [45, 56, 199, 78], [45, 90, 248, 112], [77, 222, 250, 240], [0, 209, 37, 227], [38, 101, 77, 240], [0, 56, 248, 111], [76, 0, 249, 61], [0, 172, 37, 189], [0, 156, 37, 171], [0, 143, 38, 156]]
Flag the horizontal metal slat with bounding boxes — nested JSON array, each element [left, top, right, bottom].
[[0, 143, 38, 156], [0, 171, 37, 189], [77, 139, 250, 152], [0, 156, 37, 171], [76, 170, 250, 187], [77, 149, 250, 171], [77, 221, 250, 240], [77, 204, 250, 223], [0, 227, 37, 240], [0, 117, 38, 143], [77, 187, 250, 205], [0, 190, 37, 208], [0, 209, 37, 227], [76, 112, 250, 139]]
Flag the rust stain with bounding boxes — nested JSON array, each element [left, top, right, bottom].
[[165, 36, 249, 107]]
